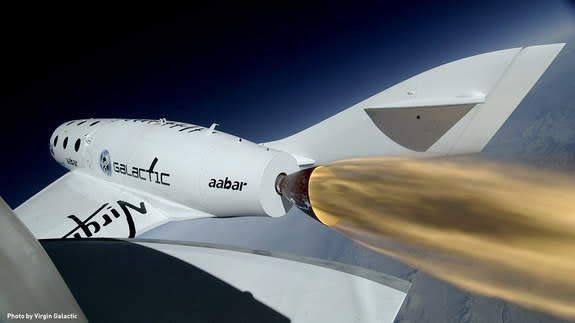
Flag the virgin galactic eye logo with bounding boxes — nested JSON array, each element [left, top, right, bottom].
[[100, 150, 112, 176]]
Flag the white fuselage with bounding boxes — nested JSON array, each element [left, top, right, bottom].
[[49, 119, 298, 218]]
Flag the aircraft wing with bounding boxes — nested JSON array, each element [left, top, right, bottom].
[[15, 171, 215, 239], [3, 197, 409, 322], [43, 238, 409, 322], [136, 240, 409, 322]]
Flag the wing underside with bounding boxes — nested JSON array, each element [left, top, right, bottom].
[[40, 238, 409, 322]]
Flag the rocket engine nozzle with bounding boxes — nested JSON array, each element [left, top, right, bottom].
[[276, 168, 319, 221]]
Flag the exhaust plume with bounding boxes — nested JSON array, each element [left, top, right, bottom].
[[307, 158, 575, 319]]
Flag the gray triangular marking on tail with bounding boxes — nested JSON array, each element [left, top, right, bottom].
[[365, 104, 475, 152]]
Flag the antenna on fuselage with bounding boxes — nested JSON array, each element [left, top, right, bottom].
[[208, 123, 219, 134]]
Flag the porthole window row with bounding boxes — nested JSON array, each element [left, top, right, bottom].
[[53, 135, 83, 153]]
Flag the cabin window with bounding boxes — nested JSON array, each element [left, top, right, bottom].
[[74, 139, 81, 152]]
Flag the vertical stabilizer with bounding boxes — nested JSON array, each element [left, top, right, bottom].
[[264, 44, 565, 166]]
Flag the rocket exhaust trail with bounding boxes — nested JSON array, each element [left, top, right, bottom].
[[279, 158, 575, 319]]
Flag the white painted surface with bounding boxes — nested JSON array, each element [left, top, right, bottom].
[[265, 44, 564, 164]]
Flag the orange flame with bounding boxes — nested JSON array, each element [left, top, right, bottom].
[[309, 158, 575, 319]]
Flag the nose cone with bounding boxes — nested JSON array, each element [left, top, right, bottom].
[[277, 167, 319, 221]]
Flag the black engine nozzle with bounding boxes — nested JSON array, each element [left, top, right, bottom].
[[276, 167, 320, 221]]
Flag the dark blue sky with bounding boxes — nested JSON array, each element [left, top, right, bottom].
[[3, 1, 574, 207]]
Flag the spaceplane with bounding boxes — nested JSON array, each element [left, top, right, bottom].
[[15, 43, 564, 236], [1, 44, 564, 322]]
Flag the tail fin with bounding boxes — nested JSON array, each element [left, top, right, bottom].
[[264, 44, 565, 166]]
